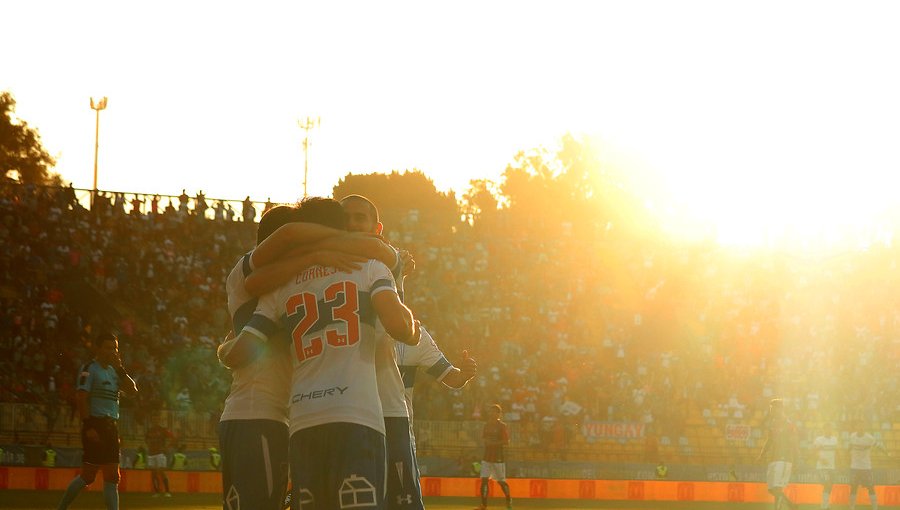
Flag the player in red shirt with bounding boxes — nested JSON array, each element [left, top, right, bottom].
[[478, 404, 512, 510]]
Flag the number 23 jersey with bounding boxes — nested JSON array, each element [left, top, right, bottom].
[[245, 260, 397, 436]]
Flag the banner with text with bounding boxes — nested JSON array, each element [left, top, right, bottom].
[[582, 422, 645, 440], [725, 424, 751, 442]]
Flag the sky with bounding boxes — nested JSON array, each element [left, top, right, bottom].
[[4, 1, 900, 245]]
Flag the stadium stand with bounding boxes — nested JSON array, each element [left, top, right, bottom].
[[2, 180, 899, 473]]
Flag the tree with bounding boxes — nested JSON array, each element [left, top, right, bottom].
[[1, 91, 58, 184], [461, 178, 500, 226], [332, 169, 461, 237]]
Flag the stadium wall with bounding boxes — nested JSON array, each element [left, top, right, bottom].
[[1, 467, 898, 505]]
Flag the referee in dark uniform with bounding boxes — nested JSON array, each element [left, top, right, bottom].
[[57, 332, 137, 510]]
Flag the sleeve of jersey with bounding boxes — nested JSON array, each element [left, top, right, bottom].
[[243, 250, 255, 277], [368, 260, 397, 297], [417, 329, 453, 381], [241, 292, 280, 341], [76, 364, 92, 392]]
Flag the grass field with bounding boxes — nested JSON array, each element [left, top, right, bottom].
[[0, 491, 795, 509]]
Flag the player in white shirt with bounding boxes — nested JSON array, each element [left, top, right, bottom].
[[813, 422, 838, 510], [220, 204, 398, 510], [341, 194, 478, 510], [848, 420, 889, 510], [396, 329, 478, 439], [220, 198, 421, 510]]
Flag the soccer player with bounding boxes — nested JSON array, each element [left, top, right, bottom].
[[848, 420, 888, 510], [146, 416, 174, 497], [57, 332, 138, 510], [757, 398, 799, 510], [396, 332, 478, 434], [813, 422, 838, 510], [220, 197, 421, 510], [478, 404, 512, 510], [219, 204, 396, 510], [341, 194, 478, 510]]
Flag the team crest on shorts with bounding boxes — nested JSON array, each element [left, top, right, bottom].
[[340, 475, 377, 508]]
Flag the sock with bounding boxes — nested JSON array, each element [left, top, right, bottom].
[[822, 490, 830, 508], [103, 482, 119, 510], [163, 475, 170, 492], [58, 476, 87, 510], [480, 478, 489, 506], [871, 491, 878, 510], [152, 473, 160, 492], [849, 491, 857, 510]]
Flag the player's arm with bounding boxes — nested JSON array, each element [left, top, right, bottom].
[[217, 329, 267, 370], [244, 251, 367, 297], [249, 222, 346, 268], [114, 354, 138, 394], [757, 435, 770, 461], [373, 291, 420, 346], [303, 234, 399, 270], [441, 350, 478, 388], [218, 296, 281, 369], [74, 389, 90, 421]]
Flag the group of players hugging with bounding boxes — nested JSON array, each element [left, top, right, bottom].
[[215, 195, 510, 510]]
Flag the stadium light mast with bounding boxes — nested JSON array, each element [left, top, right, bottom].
[[90, 96, 108, 208], [298, 116, 320, 198]]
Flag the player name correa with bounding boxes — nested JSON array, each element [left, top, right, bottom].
[[296, 265, 339, 283]]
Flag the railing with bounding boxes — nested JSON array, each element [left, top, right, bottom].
[[0, 403, 744, 464], [4, 403, 896, 467]]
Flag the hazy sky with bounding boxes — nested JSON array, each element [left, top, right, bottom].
[[4, 1, 900, 244]]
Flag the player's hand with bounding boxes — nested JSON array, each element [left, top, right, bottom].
[[399, 250, 416, 276], [312, 250, 366, 273], [459, 350, 477, 381], [85, 428, 100, 442]]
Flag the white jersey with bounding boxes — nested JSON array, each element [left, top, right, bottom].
[[395, 328, 453, 424], [376, 332, 409, 418], [849, 432, 878, 470], [245, 260, 396, 436], [814, 434, 838, 469], [220, 251, 291, 424]]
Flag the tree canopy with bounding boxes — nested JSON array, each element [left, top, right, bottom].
[[1, 91, 58, 185], [333, 169, 460, 236]]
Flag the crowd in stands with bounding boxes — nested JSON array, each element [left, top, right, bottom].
[[2, 180, 899, 454]]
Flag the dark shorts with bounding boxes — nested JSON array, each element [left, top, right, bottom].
[[82, 416, 120, 465], [218, 419, 290, 510], [850, 468, 874, 489], [385, 417, 424, 510], [290, 422, 386, 510]]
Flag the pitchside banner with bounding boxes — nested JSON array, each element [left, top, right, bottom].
[[725, 424, 751, 442], [582, 422, 645, 440]]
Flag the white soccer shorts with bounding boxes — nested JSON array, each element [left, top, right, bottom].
[[147, 453, 168, 469], [766, 460, 792, 489], [480, 461, 507, 481]]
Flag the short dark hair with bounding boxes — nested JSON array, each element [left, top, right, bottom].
[[298, 197, 346, 230], [95, 331, 118, 347], [257, 205, 302, 244], [339, 194, 379, 223]]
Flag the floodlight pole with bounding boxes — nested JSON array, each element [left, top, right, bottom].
[[90, 96, 108, 208], [298, 116, 321, 198]]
